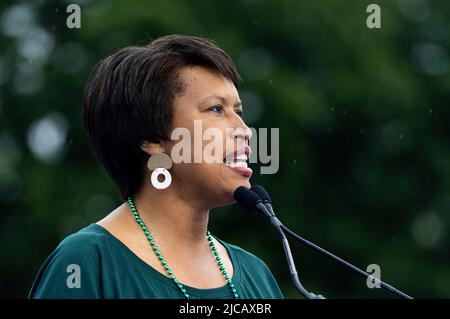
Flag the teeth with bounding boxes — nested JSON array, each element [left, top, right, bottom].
[[225, 162, 248, 168], [224, 154, 248, 164], [235, 154, 248, 161]]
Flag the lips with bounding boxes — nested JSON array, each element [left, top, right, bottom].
[[223, 146, 252, 178]]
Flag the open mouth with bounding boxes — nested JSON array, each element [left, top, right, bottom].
[[224, 153, 249, 168], [223, 146, 252, 177]]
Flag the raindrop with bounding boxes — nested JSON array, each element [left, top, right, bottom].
[[381, 120, 413, 153]]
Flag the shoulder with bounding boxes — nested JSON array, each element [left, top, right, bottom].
[[225, 242, 270, 267], [29, 224, 110, 299], [58, 224, 110, 256], [44, 224, 112, 268], [219, 240, 285, 298], [221, 240, 276, 278]]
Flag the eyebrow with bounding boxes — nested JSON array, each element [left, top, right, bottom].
[[201, 95, 242, 108]]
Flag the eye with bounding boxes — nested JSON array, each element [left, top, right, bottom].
[[208, 105, 223, 114], [235, 110, 243, 118]]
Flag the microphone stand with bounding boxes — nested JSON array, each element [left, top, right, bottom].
[[255, 202, 325, 299], [235, 186, 413, 299], [280, 224, 412, 299], [262, 201, 413, 299]]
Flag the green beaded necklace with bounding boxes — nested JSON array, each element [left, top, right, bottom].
[[127, 196, 239, 299]]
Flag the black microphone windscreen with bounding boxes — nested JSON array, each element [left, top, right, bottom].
[[251, 185, 272, 203], [234, 186, 261, 211]]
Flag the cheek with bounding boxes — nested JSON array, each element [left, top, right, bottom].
[[171, 162, 249, 194], [172, 163, 223, 184], [170, 163, 218, 188]]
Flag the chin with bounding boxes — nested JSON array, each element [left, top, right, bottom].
[[236, 179, 251, 190], [221, 163, 252, 188], [190, 163, 253, 207], [218, 178, 252, 207]]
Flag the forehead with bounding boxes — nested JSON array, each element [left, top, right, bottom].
[[175, 65, 239, 103]]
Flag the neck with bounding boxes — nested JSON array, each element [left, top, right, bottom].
[[131, 181, 211, 248]]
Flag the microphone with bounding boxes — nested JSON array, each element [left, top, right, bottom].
[[234, 186, 325, 299], [250, 184, 275, 217], [250, 184, 271, 203], [249, 184, 413, 299], [234, 186, 280, 226]]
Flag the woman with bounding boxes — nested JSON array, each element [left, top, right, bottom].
[[29, 34, 284, 299]]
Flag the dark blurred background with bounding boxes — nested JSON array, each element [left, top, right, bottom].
[[0, 0, 449, 298]]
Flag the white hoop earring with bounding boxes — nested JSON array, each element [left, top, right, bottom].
[[151, 167, 172, 189]]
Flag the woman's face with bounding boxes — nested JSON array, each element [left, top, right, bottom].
[[164, 65, 252, 208]]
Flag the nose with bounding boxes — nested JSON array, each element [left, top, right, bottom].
[[231, 116, 252, 142]]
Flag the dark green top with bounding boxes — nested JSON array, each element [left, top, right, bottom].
[[29, 224, 284, 299]]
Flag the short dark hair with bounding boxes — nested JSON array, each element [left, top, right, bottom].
[[82, 34, 241, 201]]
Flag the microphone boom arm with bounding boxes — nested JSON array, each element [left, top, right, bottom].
[[256, 203, 325, 299], [234, 185, 413, 299], [258, 192, 413, 299], [279, 223, 412, 299]]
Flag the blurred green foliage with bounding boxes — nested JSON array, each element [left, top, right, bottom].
[[0, 0, 449, 298]]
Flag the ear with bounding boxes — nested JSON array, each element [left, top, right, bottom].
[[139, 140, 168, 156]]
